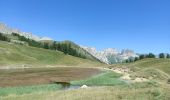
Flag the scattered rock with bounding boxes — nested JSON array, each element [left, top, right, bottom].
[[80, 85, 88, 89], [111, 67, 130, 74], [133, 77, 148, 82], [121, 74, 131, 80]]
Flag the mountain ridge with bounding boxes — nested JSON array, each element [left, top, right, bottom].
[[0, 23, 52, 41], [82, 46, 138, 64]]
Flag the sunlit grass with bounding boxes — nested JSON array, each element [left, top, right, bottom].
[[0, 84, 62, 96], [0, 41, 105, 67], [71, 71, 125, 86], [1, 82, 169, 100]]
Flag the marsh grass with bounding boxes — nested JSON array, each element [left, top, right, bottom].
[[0, 84, 62, 96], [1, 83, 169, 100], [71, 71, 125, 86]]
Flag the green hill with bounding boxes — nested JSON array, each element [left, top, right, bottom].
[[127, 58, 170, 74], [55, 40, 100, 61], [0, 41, 104, 68], [15, 32, 100, 61], [0, 32, 100, 62], [125, 58, 170, 81]]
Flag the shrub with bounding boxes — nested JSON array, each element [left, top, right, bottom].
[[167, 79, 170, 84]]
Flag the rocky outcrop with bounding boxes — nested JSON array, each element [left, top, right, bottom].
[[82, 46, 138, 64]]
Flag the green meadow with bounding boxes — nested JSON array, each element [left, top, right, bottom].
[[71, 71, 125, 86]]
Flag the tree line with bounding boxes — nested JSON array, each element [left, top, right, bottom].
[[0, 32, 10, 42], [11, 33, 88, 59], [126, 53, 170, 63], [11, 33, 43, 48], [52, 42, 87, 59], [138, 53, 170, 59]]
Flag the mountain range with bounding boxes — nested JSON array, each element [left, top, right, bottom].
[[0, 23, 138, 64], [0, 23, 52, 41], [82, 46, 138, 64]]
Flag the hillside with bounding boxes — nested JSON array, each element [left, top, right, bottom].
[[127, 58, 170, 74], [0, 41, 105, 68], [56, 41, 100, 61], [9, 32, 100, 61], [112, 58, 170, 82], [0, 24, 100, 61], [128, 59, 170, 81]]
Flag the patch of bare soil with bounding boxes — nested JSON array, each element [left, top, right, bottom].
[[0, 67, 101, 87]]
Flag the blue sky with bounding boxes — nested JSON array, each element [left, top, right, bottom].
[[0, 0, 170, 54]]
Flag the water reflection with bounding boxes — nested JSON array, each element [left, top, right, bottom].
[[53, 82, 81, 90]]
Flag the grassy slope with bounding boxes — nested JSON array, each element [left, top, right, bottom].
[[112, 58, 170, 82], [0, 41, 105, 68], [127, 58, 170, 81], [7, 33, 99, 62], [126, 58, 170, 74]]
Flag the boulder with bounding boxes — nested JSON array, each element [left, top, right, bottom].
[[80, 85, 88, 89]]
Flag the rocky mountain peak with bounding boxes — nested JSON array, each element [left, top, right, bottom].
[[82, 46, 138, 64], [0, 23, 52, 41]]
